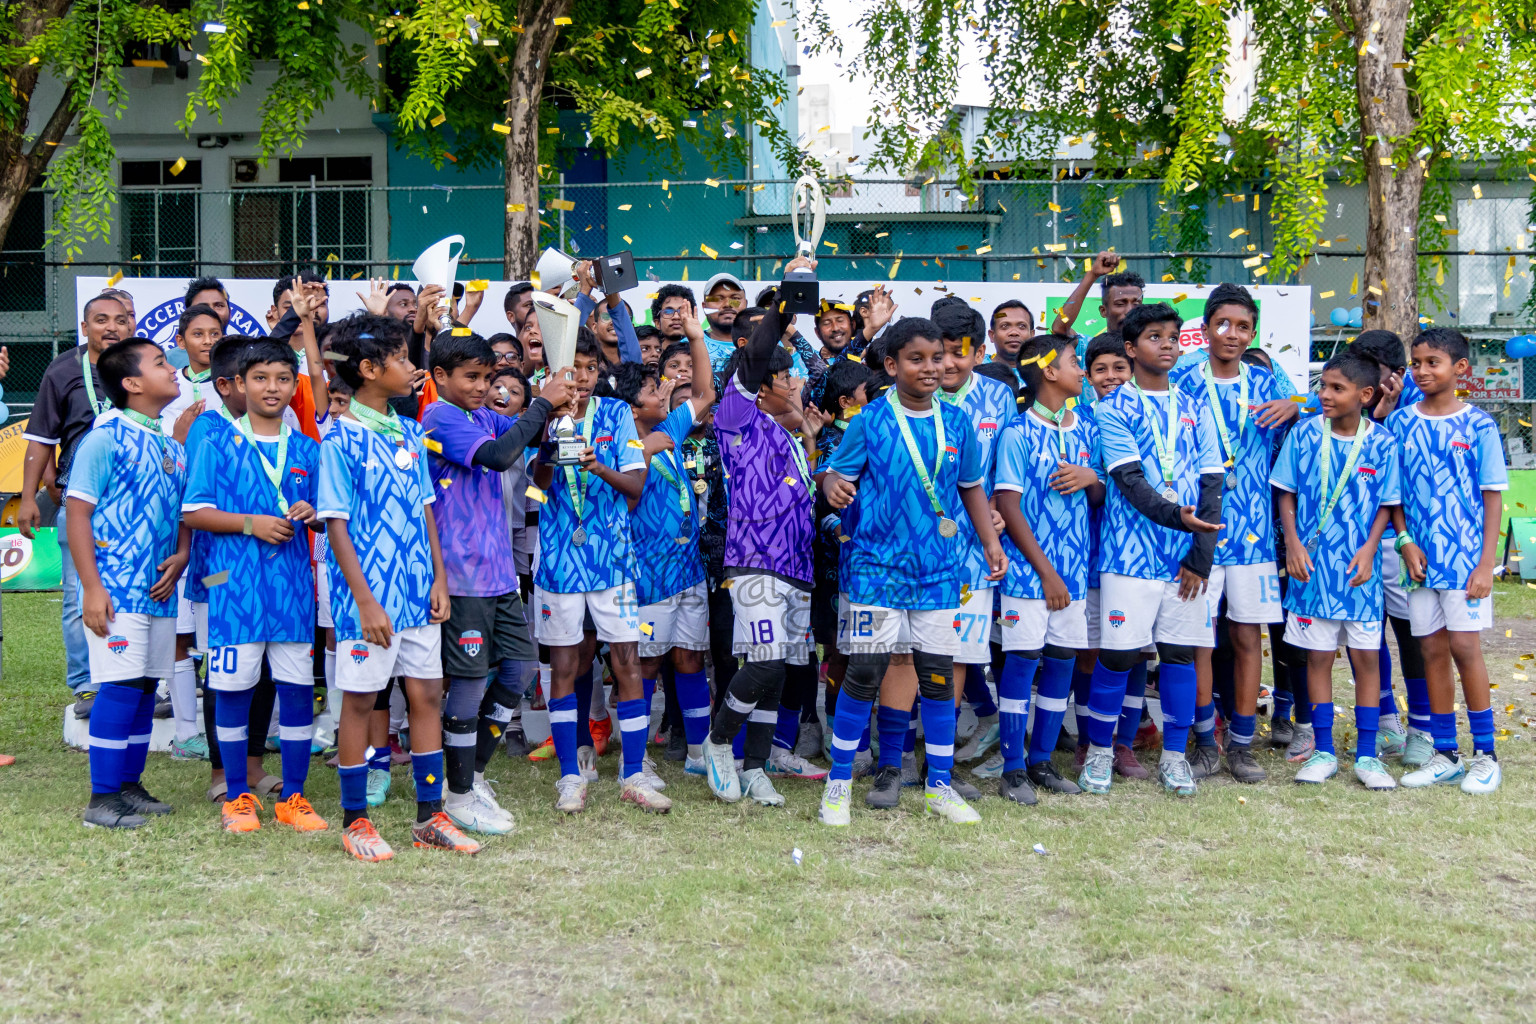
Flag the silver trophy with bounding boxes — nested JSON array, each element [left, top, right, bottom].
[[411, 234, 465, 333], [534, 292, 586, 466], [780, 175, 827, 314]]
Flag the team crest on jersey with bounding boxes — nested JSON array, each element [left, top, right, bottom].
[[457, 630, 484, 657], [978, 421, 998, 440], [1003, 610, 1020, 626], [133, 297, 267, 347], [106, 634, 129, 654], [349, 643, 370, 665], [1107, 610, 1126, 628], [1358, 465, 1376, 476], [1451, 436, 1471, 450], [1296, 617, 1313, 628]]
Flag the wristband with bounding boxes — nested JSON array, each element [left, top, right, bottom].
[[242, 515, 254, 537], [1394, 532, 1414, 552]]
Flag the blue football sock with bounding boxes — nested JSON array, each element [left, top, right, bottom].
[[275, 682, 313, 798], [1312, 702, 1335, 755], [617, 698, 649, 779], [121, 689, 156, 786], [1027, 655, 1075, 767], [675, 670, 712, 749], [412, 748, 444, 806], [1229, 712, 1257, 750], [1354, 704, 1378, 761], [1193, 701, 1217, 748], [338, 762, 368, 812], [642, 676, 656, 712], [997, 653, 1039, 774], [876, 704, 909, 770], [1115, 660, 1148, 748], [773, 705, 800, 752], [732, 727, 745, 759], [1071, 666, 1094, 745], [963, 673, 998, 718], [1431, 711, 1459, 754], [1273, 685, 1295, 723], [368, 741, 391, 773], [1085, 660, 1131, 749], [1468, 706, 1495, 755], [904, 702, 918, 754], [214, 686, 255, 798], [919, 696, 957, 788], [87, 682, 140, 795], [1159, 661, 1197, 754], [857, 720, 871, 753], [574, 670, 594, 747], [1406, 677, 1432, 732], [829, 693, 874, 782], [548, 693, 580, 777]]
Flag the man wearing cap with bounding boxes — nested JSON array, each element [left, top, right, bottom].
[[814, 300, 858, 361], [702, 273, 747, 366]]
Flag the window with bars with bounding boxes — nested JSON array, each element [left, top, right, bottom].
[[120, 159, 201, 277], [231, 156, 373, 278]]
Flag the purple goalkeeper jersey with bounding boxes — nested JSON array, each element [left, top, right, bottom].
[[716, 376, 814, 587], [421, 401, 518, 597]]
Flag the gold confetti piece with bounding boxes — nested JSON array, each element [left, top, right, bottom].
[[525, 485, 547, 503], [618, 203, 632, 211], [1172, 292, 1187, 303], [1048, 202, 1062, 213], [1473, 184, 1483, 199], [95, 539, 109, 548], [202, 571, 230, 587], [1166, 41, 1184, 51], [975, 245, 992, 255], [439, 478, 452, 487], [1242, 255, 1262, 268], [451, 327, 472, 336], [701, 244, 718, 259], [720, 579, 734, 589], [426, 774, 436, 784], [465, 279, 489, 292], [554, 15, 571, 24], [785, 477, 798, 486], [1038, 348, 1057, 368], [1238, 796, 1247, 805], [549, 198, 575, 211], [635, 67, 651, 79], [1350, 273, 1359, 295], [1319, 290, 1335, 298], [660, 179, 669, 190], [489, 724, 501, 738], [1229, 228, 1249, 239], [771, 18, 786, 26], [1109, 202, 1123, 227], [627, 439, 645, 448], [106, 270, 124, 287], [640, 623, 654, 635], [296, 0, 309, 7], [425, 439, 443, 453], [430, 113, 446, 127], [705, 178, 720, 187], [169, 157, 187, 176], [492, 123, 510, 135], [506, 203, 525, 213], [889, 257, 901, 279], [1507, 630, 1514, 638], [1162, 273, 1176, 282]]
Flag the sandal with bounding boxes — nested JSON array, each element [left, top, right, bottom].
[[253, 775, 285, 799], [205, 780, 228, 803]]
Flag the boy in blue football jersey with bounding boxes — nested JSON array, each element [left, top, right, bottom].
[[67, 339, 190, 829], [1391, 328, 1508, 794], [819, 316, 1008, 826], [994, 334, 1105, 805], [422, 331, 572, 835], [1084, 303, 1224, 797], [530, 330, 656, 814], [1273, 351, 1401, 789], [318, 315, 472, 862], [1171, 284, 1296, 783], [183, 340, 329, 833]]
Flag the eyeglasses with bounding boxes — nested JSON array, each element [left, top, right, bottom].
[[659, 306, 690, 317], [494, 351, 520, 363]]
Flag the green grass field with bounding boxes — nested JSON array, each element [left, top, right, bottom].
[[5, 588, 1536, 1024]]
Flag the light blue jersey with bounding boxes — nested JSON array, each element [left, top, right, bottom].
[[941, 371, 1016, 590], [64, 411, 187, 617], [1172, 361, 1286, 566], [1096, 383, 1223, 582], [826, 391, 983, 610], [317, 415, 437, 640], [1386, 402, 1507, 590], [993, 407, 1101, 601], [534, 397, 645, 594], [631, 402, 705, 606], [1271, 416, 1401, 621]]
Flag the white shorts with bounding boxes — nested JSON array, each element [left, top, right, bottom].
[[177, 590, 195, 634], [86, 613, 177, 684], [1284, 613, 1381, 652], [1085, 588, 1101, 647], [1213, 561, 1284, 625], [1408, 587, 1492, 635], [1097, 573, 1215, 651], [316, 564, 333, 629], [207, 640, 314, 691], [534, 582, 640, 647], [841, 601, 960, 657], [732, 575, 812, 664], [189, 602, 208, 652], [952, 590, 995, 664], [998, 594, 1090, 651], [336, 624, 443, 693], [639, 581, 709, 658], [1379, 541, 1409, 620]]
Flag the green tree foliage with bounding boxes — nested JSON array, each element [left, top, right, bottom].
[[806, 0, 1536, 336]]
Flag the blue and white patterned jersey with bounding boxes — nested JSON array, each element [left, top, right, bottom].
[[184, 422, 319, 647], [826, 391, 983, 610], [64, 410, 187, 617], [1077, 400, 1105, 590], [534, 397, 644, 594], [631, 402, 705, 607], [1271, 416, 1401, 622], [993, 407, 1101, 601], [1172, 362, 1286, 566], [180, 409, 232, 605], [317, 415, 437, 640], [942, 371, 1016, 590], [1096, 383, 1223, 582], [1386, 402, 1507, 590]]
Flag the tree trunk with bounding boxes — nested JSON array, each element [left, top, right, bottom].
[[0, 0, 77, 252], [503, 0, 572, 279], [1349, 0, 1423, 343]]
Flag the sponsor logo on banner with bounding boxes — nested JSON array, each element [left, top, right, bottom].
[[134, 299, 269, 348]]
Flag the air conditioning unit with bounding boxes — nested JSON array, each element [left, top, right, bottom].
[[1492, 310, 1524, 328]]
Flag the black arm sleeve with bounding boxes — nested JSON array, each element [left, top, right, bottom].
[[1107, 462, 1188, 531], [737, 303, 784, 395], [268, 309, 302, 344], [1178, 472, 1224, 579], [471, 397, 555, 472]]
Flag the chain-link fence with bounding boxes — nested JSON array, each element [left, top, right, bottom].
[[4, 176, 1534, 420]]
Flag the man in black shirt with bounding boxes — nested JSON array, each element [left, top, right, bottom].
[[18, 293, 132, 711]]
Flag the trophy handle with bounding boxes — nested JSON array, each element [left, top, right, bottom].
[[792, 176, 827, 259]]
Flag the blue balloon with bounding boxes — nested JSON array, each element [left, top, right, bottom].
[[1348, 306, 1363, 328], [1329, 306, 1350, 326], [1507, 334, 1536, 359]]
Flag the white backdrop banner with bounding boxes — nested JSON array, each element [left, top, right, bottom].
[[76, 276, 1311, 386]]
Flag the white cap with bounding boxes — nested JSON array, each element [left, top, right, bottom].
[[702, 271, 745, 300]]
